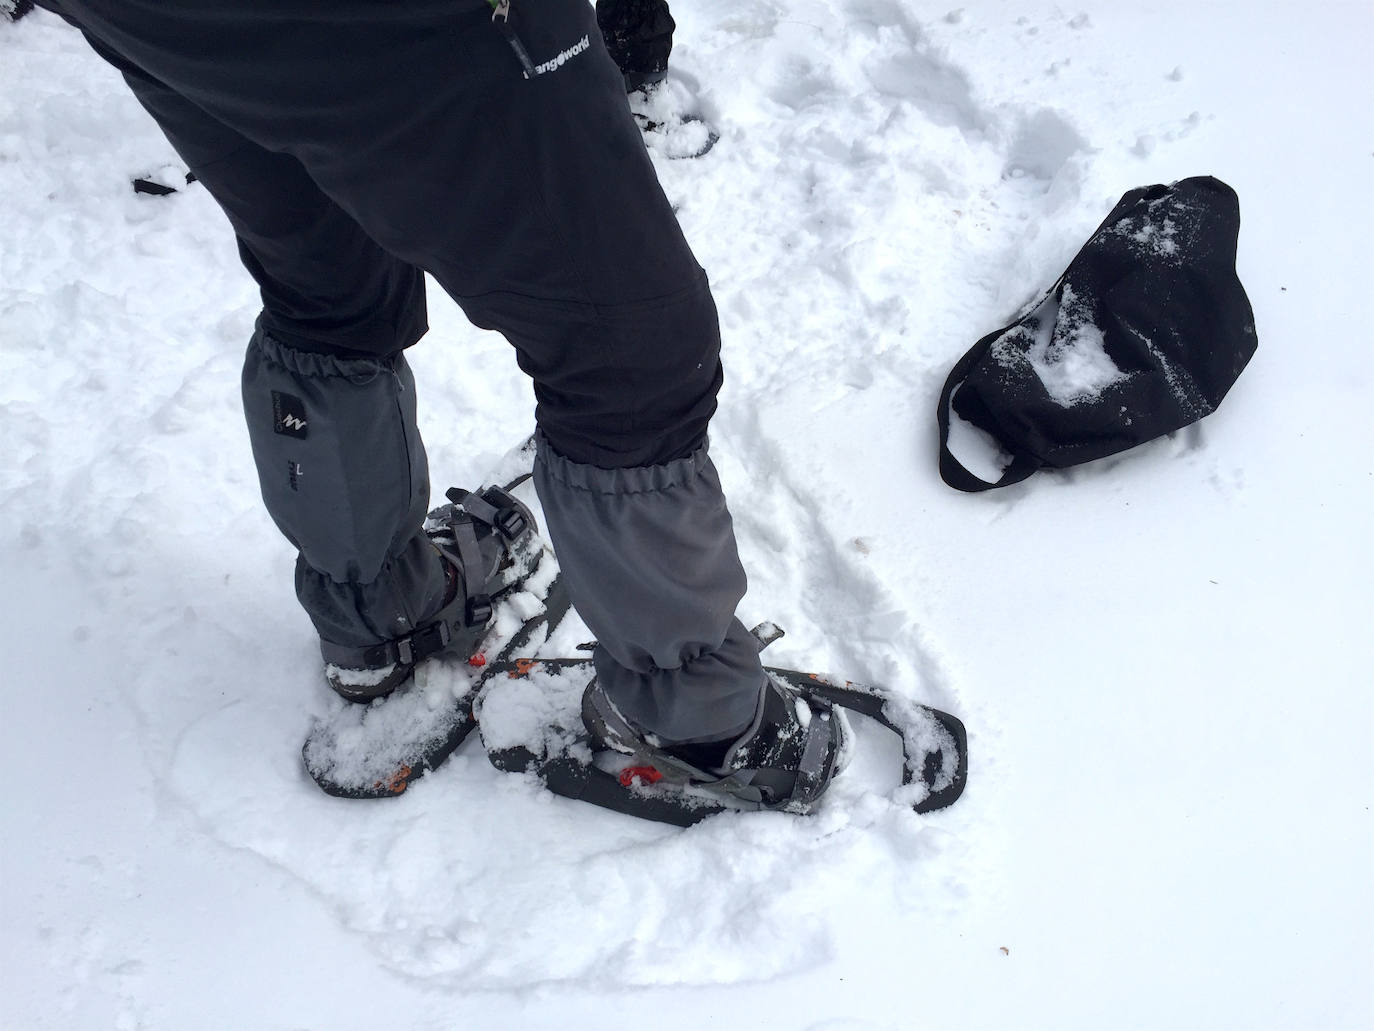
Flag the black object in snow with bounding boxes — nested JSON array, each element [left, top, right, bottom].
[[131, 171, 197, 196], [938, 176, 1257, 492], [596, 0, 674, 92], [3, 0, 35, 23]]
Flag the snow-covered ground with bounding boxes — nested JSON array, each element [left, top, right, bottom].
[[3, 2, 1371, 1028]]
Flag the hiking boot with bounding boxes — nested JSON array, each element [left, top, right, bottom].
[[322, 484, 540, 702], [581, 669, 847, 813]]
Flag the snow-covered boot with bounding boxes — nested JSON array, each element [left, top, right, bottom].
[[321, 485, 540, 702], [581, 668, 848, 813]]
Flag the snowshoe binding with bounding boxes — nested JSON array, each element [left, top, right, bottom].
[[322, 483, 540, 703], [581, 665, 850, 815]]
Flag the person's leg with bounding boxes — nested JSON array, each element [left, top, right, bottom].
[[384, 0, 761, 745], [596, 0, 676, 91], [61, 25, 452, 672], [50, 0, 765, 744]]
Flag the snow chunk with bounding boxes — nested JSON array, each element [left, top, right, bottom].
[[1111, 190, 1197, 259], [1120, 215, 1179, 256], [992, 284, 1128, 406], [324, 662, 398, 689], [302, 661, 478, 792], [475, 660, 592, 759]]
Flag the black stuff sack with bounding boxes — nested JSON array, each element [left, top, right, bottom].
[[937, 176, 1257, 492]]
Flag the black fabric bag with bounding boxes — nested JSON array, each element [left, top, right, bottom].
[[937, 176, 1257, 492]]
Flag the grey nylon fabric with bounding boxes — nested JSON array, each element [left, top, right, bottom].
[[534, 433, 765, 743], [241, 326, 446, 649]]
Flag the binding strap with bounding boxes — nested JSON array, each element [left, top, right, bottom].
[[320, 485, 533, 671], [446, 485, 531, 543], [441, 517, 492, 628], [319, 590, 469, 670], [936, 325, 1042, 492]]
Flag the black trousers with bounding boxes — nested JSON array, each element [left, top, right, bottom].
[[44, 0, 766, 742], [44, 0, 721, 467]]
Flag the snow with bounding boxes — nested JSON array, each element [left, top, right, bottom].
[[301, 659, 475, 792], [2, 3, 1372, 1029], [992, 283, 1128, 406], [475, 659, 592, 757], [324, 662, 399, 688]]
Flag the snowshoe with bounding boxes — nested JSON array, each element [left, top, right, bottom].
[[476, 625, 968, 825], [302, 571, 571, 799], [302, 475, 573, 799], [629, 79, 719, 160]]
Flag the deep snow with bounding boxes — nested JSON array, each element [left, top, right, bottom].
[[2, 2, 1372, 1029]]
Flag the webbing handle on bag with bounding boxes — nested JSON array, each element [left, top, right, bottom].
[[936, 326, 1040, 492]]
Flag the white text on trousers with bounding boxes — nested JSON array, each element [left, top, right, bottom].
[[529, 35, 590, 77]]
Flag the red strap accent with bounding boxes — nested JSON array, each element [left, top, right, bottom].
[[619, 766, 663, 787]]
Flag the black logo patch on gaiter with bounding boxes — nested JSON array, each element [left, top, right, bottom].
[[272, 391, 309, 438]]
